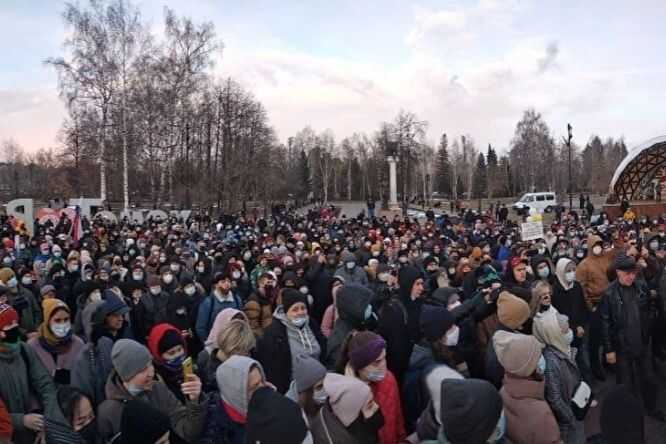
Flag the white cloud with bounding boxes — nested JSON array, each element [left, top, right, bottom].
[[0, 88, 65, 150]]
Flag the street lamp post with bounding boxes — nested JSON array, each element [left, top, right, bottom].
[[563, 124, 573, 210]]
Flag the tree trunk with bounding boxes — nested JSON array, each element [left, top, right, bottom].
[[347, 158, 352, 200], [99, 106, 107, 202], [122, 91, 129, 211]]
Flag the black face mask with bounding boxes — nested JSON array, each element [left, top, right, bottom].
[[78, 420, 98, 444], [539, 303, 551, 313], [3, 327, 20, 344]]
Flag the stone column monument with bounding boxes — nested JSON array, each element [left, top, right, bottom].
[[387, 156, 399, 211]]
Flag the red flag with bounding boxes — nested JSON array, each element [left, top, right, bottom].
[[69, 206, 82, 242]]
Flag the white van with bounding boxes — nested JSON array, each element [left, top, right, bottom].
[[512, 192, 557, 214]]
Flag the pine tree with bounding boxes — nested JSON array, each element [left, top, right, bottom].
[[497, 155, 511, 197], [435, 133, 453, 196], [472, 152, 487, 198], [456, 176, 465, 199], [486, 144, 498, 198], [298, 149, 311, 201]]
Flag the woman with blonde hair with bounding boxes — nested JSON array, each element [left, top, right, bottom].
[[198, 317, 256, 393], [530, 280, 556, 318]]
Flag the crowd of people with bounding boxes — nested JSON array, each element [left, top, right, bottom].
[[0, 201, 664, 444]]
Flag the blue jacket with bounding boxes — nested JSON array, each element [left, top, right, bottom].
[[195, 291, 242, 341]]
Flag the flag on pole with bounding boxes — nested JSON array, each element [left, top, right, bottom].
[[69, 206, 82, 242]]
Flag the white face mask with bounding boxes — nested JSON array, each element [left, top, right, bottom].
[[232, 271, 241, 280], [90, 291, 102, 302], [51, 322, 71, 338], [346, 261, 356, 270], [163, 275, 174, 285], [150, 287, 161, 295], [299, 286, 309, 295], [21, 276, 33, 286], [132, 273, 144, 281], [313, 389, 328, 405], [565, 271, 576, 283], [445, 325, 460, 346], [564, 329, 574, 345], [197, 266, 205, 273]]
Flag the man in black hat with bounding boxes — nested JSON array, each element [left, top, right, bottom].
[[600, 252, 665, 421]]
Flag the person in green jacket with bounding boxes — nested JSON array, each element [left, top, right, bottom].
[[0, 304, 66, 444]]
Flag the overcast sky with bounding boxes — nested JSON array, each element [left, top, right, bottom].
[[1, 0, 665, 154]]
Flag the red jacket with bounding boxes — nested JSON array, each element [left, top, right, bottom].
[[0, 398, 12, 441], [370, 370, 406, 444]]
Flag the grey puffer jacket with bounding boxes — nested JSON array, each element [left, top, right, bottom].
[[543, 345, 584, 444], [0, 342, 66, 444], [70, 337, 114, 406]]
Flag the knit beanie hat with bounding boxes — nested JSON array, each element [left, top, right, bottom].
[[40, 285, 57, 298], [112, 339, 153, 382], [246, 387, 308, 444], [119, 400, 171, 444], [0, 268, 14, 284], [497, 291, 530, 330], [0, 304, 18, 330], [347, 331, 386, 371], [420, 305, 456, 342], [293, 354, 327, 393], [281, 288, 307, 313], [147, 275, 161, 288], [158, 329, 184, 355], [493, 331, 544, 377], [440, 379, 503, 444], [601, 385, 645, 444], [341, 252, 356, 264], [324, 373, 372, 427]]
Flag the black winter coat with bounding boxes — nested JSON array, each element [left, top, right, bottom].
[[600, 280, 650, 357], [305, 261, 335, 324], [255, 317, 326, 394], [552, 279, 589, 339]]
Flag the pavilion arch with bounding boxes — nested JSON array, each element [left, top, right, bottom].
[[609, 136, 666, 201]]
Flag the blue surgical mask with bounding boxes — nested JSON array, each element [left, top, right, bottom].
[[537, 355, 546, 374], [564, 329, 574, 345], [366, 369, 385, 382], [291, 316, 308, 328], [537, 268, 550, 279], [164, 354, 186, 371]]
